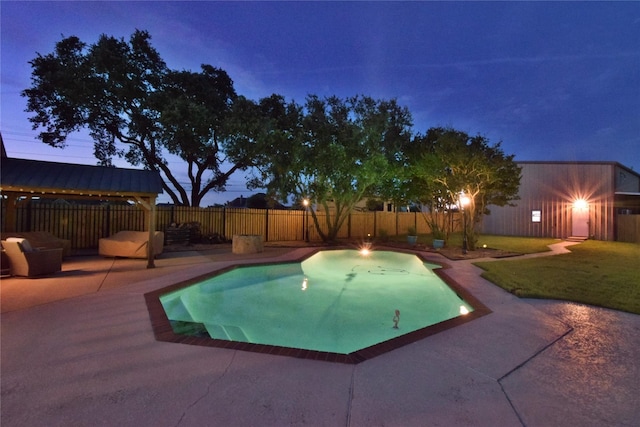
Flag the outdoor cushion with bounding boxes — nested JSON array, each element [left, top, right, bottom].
[[7, 237, 34, 252]]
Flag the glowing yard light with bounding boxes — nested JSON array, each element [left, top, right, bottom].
[[460, 306, 470, 315], [459, 192, 471, 254], [573, 199, 588, 210], [302, 199, 310, 242]]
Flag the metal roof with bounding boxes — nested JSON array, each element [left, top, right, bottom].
[[1, 157, 163, 199]]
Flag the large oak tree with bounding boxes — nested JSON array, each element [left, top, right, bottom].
[[247, 94, 413, 242], [22, 30, 255, 206]]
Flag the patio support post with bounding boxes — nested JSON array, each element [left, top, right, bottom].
[[135, 195, 157, 269], [147, 197, 157, 268]]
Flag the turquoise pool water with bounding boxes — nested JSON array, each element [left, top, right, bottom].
[[160, 249, 474, 355]]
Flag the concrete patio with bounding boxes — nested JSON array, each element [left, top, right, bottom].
[[1, 242, 638, 426]]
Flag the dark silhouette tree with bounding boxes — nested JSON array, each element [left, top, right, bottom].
[[22, 30, 255, 206]]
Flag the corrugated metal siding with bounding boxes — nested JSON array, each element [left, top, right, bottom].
[[481, 162, 618, 240]]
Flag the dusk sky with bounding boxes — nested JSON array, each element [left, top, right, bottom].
[[2, 1, 639, 206]]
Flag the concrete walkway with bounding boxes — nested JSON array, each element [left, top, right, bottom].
[[1, 242, 638, 426]]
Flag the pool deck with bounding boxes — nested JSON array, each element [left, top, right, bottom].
[[1, 242, 639, 426]]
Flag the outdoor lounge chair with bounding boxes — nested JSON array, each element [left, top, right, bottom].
[[1, 231, 71, 257], [1, 238, 63, 277]]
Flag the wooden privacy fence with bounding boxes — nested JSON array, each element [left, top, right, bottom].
[[617, 214, 640, 243], [2, 203, 445, 250]]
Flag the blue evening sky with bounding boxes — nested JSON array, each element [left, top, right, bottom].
[[1, 1, 639, 205]]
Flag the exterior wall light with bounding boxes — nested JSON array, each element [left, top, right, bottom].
[[573, 199, 588, 210]]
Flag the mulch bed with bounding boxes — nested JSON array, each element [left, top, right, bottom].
[[368, 241, 522, 260]]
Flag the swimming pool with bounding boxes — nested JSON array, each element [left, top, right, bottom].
[[146, 248, 490, 363]]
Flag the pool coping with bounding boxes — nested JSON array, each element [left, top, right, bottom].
[[144, 246, 492, 364]]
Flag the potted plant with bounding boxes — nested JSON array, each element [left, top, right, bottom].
[[407, 226, 418, 245], [432, 228, 445, 249]]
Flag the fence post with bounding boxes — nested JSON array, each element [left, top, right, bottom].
[[393, 210, 396, 236], [265, 208, 269, 242], [222, 207, 227, 240], [373, 211, 377, 237], [25, 202, 32, 232], [105, 204, 111, 237]]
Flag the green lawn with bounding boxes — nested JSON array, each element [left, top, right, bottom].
[[475, 240, 640, 315], [456, 234, 558, 254]]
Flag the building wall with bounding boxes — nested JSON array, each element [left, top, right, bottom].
[[480, 162, 624, 240], [615, 164, 640, 192]]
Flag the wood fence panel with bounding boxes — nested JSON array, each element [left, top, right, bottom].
[[156, 206, 175, 232], [73, 205, 105, 248], [268, 209, 304, 241], [415, 212, 433, 235], [172, 206, 197, 227], [171, 207, 221, 236], [397, 212, 417, 235], [376, 212, 397, 236], [336, 212, 352, 239], [5, 202, 552, 250], [203, 208, 225, 237], [347, 212, 365, 238], [225, 208, 266, 238], [617, 215, 640, 243], [308, 211, 327, 241], [17, 204, 112, 249], [109, 205, 146, 234]]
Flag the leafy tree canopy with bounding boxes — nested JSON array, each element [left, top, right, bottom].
[[248, 94, 413, 242], [21, 30, 521, 247], [406, 127, 522, 248], [22, 30, 256, 206]]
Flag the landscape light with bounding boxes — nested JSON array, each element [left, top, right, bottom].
[[459, 192, 471, 254], [302, 199, 310, 242]]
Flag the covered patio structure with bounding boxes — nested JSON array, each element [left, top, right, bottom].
[[1, 151, 163, 268]]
